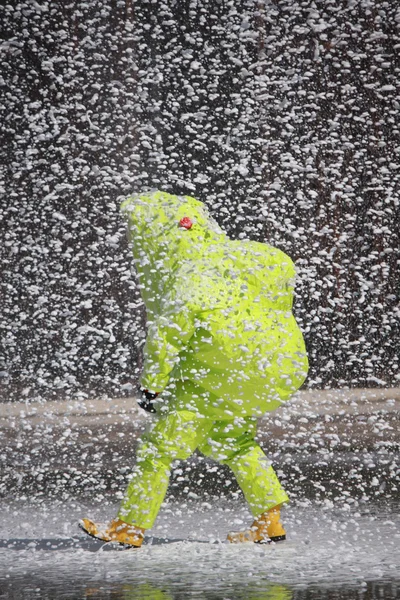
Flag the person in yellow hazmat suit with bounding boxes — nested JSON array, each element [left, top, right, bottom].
[[80, 190, 308, 547]]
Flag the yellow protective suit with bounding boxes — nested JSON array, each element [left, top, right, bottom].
[[119, 191, 308, 529]]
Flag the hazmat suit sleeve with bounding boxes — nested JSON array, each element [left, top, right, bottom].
[[140, 299, 195, 393]]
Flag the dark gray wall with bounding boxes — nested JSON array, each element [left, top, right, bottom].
[[1, 0, 399, 402]]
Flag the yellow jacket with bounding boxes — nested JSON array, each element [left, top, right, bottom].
[[122, 191, 308, 416]]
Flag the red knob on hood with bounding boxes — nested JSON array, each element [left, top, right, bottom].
[[179, 217, 193, 230]]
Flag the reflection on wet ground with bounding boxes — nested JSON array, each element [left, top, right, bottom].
[[1, 578, 399, 600], [0, 497, 398, 600]]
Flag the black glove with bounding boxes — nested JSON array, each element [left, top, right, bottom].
[[138, 389, 159, 413]]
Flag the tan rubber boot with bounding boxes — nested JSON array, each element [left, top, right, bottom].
[[79, 518, 145, 548], [227, 505, 286, 544]]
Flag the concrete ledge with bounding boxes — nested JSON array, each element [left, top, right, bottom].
[[0, 388, 399, 428], [268, 387, 400, 419], [0, 396, 146, 427]]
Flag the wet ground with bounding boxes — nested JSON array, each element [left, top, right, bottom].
[[0, 496, 399, 599], [0, 390, 399, 598]]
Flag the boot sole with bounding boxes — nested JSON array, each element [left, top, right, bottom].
[[255, 535, 286, 544]]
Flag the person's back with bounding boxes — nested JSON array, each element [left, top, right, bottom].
[[173, 236, 308, 416]]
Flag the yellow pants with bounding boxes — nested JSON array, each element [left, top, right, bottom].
[[118, 395, 289, 529]]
